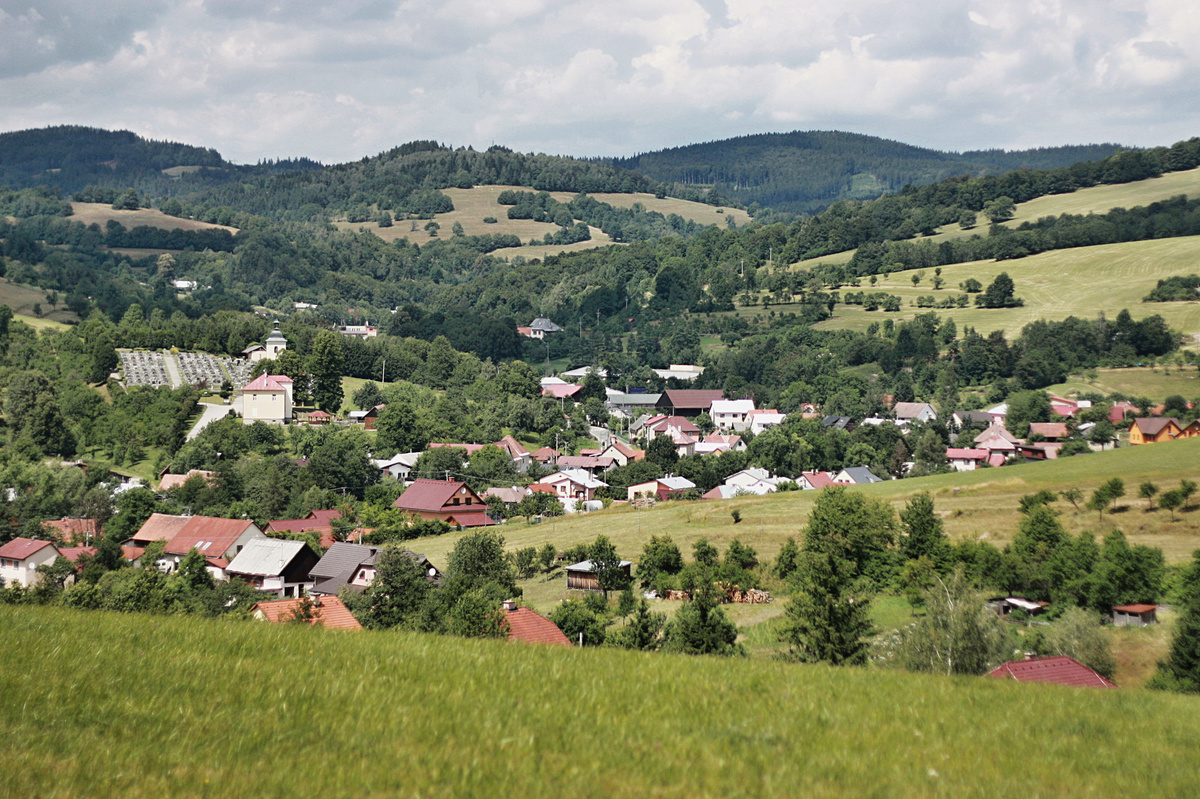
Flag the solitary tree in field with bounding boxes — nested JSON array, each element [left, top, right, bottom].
[[1160, 489, 1185, 520], [1139, 481, 1159, 509]]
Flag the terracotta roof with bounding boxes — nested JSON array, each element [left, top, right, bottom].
[[532, 447, 559, 462], [986, 656, 1116, 688], [41, 518, 100, 542], [132, 513, 192, 544], [242, 374, 293, 392], [505, 605, 572, 646], [58, 546, 97, 564], [1028, 422, 1068, 439], [161, 516, 260, 558], [495, 435, 530, 458], [395, 479, 485, 513], [158, 469, 216, 491], [121, 545, 145, 561], [0, 537, 57, 561], [1113, 604, 1157, 614], [800, 471, 835, 489], [541, 383, 582, 399], [946, 448, 988, 459], [252, 596, 362, 630]]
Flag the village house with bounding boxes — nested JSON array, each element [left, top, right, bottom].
[[126, 513, 266, 578], [710, 399, 756, 432], [604, 391, 661, 420], [309, 542, 440, 596], [521, 318, 563, 340], [337, 323, 378, 339], [40, 517, 101, 544], [266, 509, 343, 548], [393, 479, 494, 528], [832, 466, 884, 485], [748, 410, 787, 435], [373, 452, 421, 482], [536, 469, 608, 504], [502, 600, 572, 646], [655, 389, 725, 418], [595, 440, 644, 467], [946, 447, 989, 471], [0, 538, 61, 588], [1129, 417, 1182, 445], [893, 402, 938, 425], [157, 468, 215, 491], [798, 471, 836, 490], [225, 538, 321, 598], [627, 475, 696, 501], [251, 595, 362, 630], [238, 374, 294, 424]]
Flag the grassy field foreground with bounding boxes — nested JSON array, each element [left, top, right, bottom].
[[2, 605, 1199, 797]]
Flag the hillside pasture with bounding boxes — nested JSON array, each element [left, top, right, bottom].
[[810, 235, 1200, 337], [1043, 366, 1200, 404], [3, 605, 1199, 797], [68, 202, 239, 234], [0, 278, 79, 324]]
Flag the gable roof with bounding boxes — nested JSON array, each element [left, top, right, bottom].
[[226, 538, 314, 577], [163, 516, 260, 557], [252, 596, 362, 630], [0, 537, 57, 561], [131, 512, 193, 544], [660, 389, 725, 412], [986, 656, 1116, 688], [838, 466, 883, 484], [158, 469, 215, 491], [505, 605, 572, 646], [1028, 422, 1069, 439], [394, 479, 485, 513], [1132, 417, 1180, 436], [242, 374, 293, 392], [893, 401, 934, 419], [40, 518, 100, 542], [310, 542, 383, 579]]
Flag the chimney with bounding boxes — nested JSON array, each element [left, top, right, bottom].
[[502, 600, 517, 612]]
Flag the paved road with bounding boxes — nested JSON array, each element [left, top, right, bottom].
[[187, 401, 233, 440], [162, 351, 183, 389]]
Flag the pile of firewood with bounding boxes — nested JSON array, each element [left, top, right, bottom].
[[660, 587, 773, 604]]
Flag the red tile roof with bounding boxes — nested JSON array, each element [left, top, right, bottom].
[[0, 537, 57, 561], [158, 469, 216, 491], [243, 374, 293, 392], [252, 596, 362, 630], [395, 479, 475, 511], [161, 516, 260, 558], [132, 513, 192, 544], [541, 384, 582, 399], [1028, 422, 1068, 439], [41, 518, 100, 543], [58, 546, 97, 564], [505, 606, 572, 646], [986, 656, 1116, 688]]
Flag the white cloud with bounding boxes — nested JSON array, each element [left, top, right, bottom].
[[0, 0, 1197, 163]]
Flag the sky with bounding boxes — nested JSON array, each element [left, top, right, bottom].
[[2, 0, 1198, 165]]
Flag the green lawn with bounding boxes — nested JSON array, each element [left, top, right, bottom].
[[1044, 366, 1200, 403], [812, 235, 1200, 337], [4, 604, 1200, 797]]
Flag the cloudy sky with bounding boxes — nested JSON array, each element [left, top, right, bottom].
[[2, 0, 1197, 165]]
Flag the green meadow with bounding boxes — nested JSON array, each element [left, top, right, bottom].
[[3, 604, 1199, 797]]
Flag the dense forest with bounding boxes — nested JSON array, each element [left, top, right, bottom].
[[612, 131, 1127, 213]]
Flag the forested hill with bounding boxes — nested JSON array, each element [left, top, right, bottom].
[[611, 131, 1126, 213], [0, 126, 321, 195]]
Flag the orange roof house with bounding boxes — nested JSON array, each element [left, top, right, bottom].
[[393, 479, 495, 528], [1129, 417, 1182, 445], [41, 518, 101, 544], [129, 514, 266, 574], [502, 600, 571, 645], [251, 595, 362, 630], [158, 469, 216, 491]]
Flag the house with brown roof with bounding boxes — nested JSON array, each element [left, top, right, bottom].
[[1027, 422, 1069, 441], [596, 440, 644, 467], [502, 600, 571, 645], [0, 538, 61, 588], [393, 479, 494, 528], [657, 389, 725, 418], [1129, 417, 1182, 445], [157, 469, 216, 492], [266, 509, 343, 548], [986, 655, 1116, 688], [1181, 420, 1200, 439], [252, 595, 362, 630]]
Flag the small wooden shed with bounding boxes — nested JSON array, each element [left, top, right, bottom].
[[565, 559, 632, 592], [1112, 604, 1158, 627]]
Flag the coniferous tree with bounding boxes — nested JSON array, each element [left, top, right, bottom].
[[782, 548, 873, 666], [1150, 551, 1200, 693]]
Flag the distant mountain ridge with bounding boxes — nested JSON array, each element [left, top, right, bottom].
[[611, 131, 1127, 213]]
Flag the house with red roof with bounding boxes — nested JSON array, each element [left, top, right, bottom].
[[946, 448, 989, 471], [596, 440, 644, 467], [128, 514, 266, 577], [40, 517, 101, 544], [393, 479, 494, 528], [267, 509, 343, 548], [252, 595, 362, 630], [157, 468, 216, 491], [986, 655, 1116, 688], [502, 600, 571, 646], [0, 538, 61, 588], [1112, 604, 1158, 627], [239, 374, 294, 424]]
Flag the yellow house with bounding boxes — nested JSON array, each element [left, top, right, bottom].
[[240, 374, 294, 424], [1128, 417, 1182, 445]]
